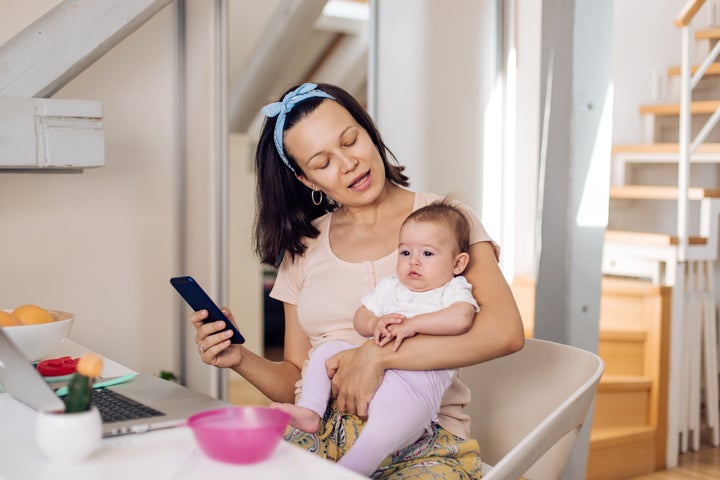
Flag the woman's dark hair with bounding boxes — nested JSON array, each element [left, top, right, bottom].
[[254, 83, 410, 267]]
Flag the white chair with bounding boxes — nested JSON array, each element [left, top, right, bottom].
[[461, 337, 604, 480]]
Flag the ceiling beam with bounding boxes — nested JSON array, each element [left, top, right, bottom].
[[0, 0, 174, 98], [228, 0, 329, 133], [306, 31, 368, 102]]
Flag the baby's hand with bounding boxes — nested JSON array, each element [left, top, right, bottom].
[[388, 321, 418, 351], [373, 313, 405, 347]]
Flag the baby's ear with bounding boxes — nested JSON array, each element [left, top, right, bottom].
[[453, 252, 470, 275]]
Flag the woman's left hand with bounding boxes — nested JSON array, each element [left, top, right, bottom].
[[325, 340, 386, 419]]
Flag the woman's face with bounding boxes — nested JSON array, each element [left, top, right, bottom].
[[284, 100, 386, 207]]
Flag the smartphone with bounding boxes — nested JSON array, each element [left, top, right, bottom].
[[170, 276, 245, 344]]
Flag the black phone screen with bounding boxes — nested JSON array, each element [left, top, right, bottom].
[[170, 276, 245, 344]]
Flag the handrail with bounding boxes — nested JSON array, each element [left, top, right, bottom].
[[675, 0, 707, 28]]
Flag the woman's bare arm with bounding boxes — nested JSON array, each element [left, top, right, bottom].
[[353, 305, 380, 337], [193, 303, 310, 404], [327, 241, 524, 416]]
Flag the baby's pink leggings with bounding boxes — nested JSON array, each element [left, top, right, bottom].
[[298, 340, 452, 476]]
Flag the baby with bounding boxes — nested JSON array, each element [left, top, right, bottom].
[[273, 199, 478, 475]]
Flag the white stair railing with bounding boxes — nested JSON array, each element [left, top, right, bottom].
[[676, 0, 720, 258], [678, 18, 692, 261], [673, 0, 720, 463]]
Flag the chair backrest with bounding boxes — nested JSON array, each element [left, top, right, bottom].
[[461, 337, 604, 480]]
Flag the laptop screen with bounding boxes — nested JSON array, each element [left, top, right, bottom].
[[0, 326, 65, 413]]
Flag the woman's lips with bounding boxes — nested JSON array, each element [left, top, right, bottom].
[[348, 172, 370, 189]]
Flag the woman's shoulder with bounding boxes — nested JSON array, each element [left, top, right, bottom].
[[415, 191, 500, 258], [414, 192, 477, 214], [310, 211, 333, 231], [278, 212, 332, 271], [303, 212, 332, 251], [413, 192, 444, 209]]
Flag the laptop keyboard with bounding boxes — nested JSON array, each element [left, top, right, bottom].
[[90, 388, 165, 423]]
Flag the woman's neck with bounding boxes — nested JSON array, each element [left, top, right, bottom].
[[327, 185, 415, 263], [334, 183, 413, 227]]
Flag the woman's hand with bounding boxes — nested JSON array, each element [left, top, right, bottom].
[[191, 308, 244, 368], [325, 340, 386, 418]]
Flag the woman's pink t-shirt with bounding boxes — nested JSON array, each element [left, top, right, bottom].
[[270, 191, 496, 439]]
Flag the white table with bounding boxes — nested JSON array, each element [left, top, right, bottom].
[[0, 341, 364, 480]]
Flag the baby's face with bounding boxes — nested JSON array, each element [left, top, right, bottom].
[[396, 220, 462, 292]]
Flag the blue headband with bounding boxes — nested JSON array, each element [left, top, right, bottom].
[[261, 83, 335, 173]]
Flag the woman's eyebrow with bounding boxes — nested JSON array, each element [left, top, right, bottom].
[[305, 126, 355, 165]]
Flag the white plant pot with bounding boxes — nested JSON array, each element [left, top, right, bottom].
[[35, 406, 101, 464]]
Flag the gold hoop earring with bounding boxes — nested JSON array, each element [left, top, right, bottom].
[[311, 189, 323, 206]]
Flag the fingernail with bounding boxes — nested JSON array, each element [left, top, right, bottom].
[[224, 330, 233, 338], [215, 321, 225, 329]]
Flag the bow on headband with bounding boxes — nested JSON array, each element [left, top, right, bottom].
[[261, 83, 335, 173]]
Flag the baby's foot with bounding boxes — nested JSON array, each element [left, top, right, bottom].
[[270, 402, 322, 433]]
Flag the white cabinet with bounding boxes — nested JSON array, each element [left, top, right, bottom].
[[0, 97, 104, 169]]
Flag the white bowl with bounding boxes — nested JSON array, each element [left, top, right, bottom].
[[3, 310, 74, 362]]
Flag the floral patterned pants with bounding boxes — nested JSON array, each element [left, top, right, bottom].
[[284, 401, 482, 479]]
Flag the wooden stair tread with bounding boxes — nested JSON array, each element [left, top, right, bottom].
[[600, 276, 670, 295], [696, 27, 720, 40], [668, 62, 720, 76], [605, 229, 708, 245], [599, 329, 647, 342], [599, 374, 652, 392], [639, 100, 720, 115], [612, 142, 720, 154], [610, 185, 720, 199], [590, 425, 655, 446]]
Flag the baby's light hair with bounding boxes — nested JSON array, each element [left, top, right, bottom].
[[403, 197, 471, 253]]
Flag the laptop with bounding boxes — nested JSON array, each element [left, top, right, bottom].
[[0, 326, 228, 437]]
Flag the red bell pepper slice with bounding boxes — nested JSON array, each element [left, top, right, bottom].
[[36, 356, 79, 377]]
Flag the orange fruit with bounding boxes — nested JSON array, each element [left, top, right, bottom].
[[0, 311, 22, 327], [12, 304, 54, 325]]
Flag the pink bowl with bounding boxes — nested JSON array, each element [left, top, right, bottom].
[[187, 407, 290, 464]]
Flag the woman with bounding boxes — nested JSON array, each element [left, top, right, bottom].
[[191, 83, 524, 479]]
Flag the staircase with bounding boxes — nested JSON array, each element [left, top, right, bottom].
[[601, 17, 720, 476], [512, 17, 720, 480], [511, 276, 671, 479], [587, 279, 671, 479]]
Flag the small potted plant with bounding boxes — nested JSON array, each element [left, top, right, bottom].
[[35, 353, 103, 463]]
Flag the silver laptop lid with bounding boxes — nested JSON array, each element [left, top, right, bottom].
[[0, 326, 65, 413], [0, 326, 228, 437]]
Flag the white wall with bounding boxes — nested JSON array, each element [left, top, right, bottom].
[[612, 0, 685, 145], [513, 0, 542, 278], [0, 1, 181, 376], [374, 0, 499, 220], [228, 134, 262, 357]]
